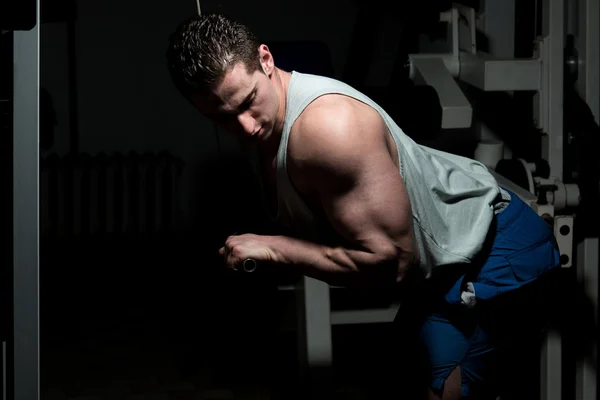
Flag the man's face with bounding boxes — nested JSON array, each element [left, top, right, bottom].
[[191, 48, 280, 143]]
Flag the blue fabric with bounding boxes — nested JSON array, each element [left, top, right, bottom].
[[444, 189, 560, 305], [421, 312, 493, 397], [422, 189, 561, 397]]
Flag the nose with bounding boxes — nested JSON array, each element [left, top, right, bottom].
[[237, 112, 258, 136]]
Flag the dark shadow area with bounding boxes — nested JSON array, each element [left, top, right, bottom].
[[38, 151, 290, 398]]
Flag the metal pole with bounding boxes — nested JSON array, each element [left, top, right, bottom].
[[12, 0, 40, 397], [573, 0, 599, 398], [480, 0, 516, 58], [576, 238, 598, 400], [539, 0, 565, 181], [295, 276, 332, 394], [537, 0, 565, 398], [576, 0, 599, 122]]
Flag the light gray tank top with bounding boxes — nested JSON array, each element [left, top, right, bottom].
[[270, 71, 509, 273]]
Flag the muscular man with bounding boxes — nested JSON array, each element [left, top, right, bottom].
[[166, 12, 561, 399]]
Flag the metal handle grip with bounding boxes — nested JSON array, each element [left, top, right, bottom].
[[242, 258, 258, 273]]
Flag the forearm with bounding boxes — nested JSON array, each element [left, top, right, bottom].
[[266, 235, 403, 287]]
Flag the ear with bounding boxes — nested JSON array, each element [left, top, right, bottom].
[[258, 44, 275, 76]]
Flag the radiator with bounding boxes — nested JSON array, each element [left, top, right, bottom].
[[41, 151, 185, 238]]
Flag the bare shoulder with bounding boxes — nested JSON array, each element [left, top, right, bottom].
[[288, 94, 388, 169]]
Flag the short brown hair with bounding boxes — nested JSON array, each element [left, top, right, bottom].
[[166, 12, 262, 99]]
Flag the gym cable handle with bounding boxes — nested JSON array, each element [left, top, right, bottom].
[[241, 258, 258, 273]]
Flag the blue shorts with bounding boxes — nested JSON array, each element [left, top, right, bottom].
[[396, 189, 562, 399]]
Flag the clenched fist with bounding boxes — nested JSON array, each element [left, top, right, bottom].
[[218, 233, 277, 271]]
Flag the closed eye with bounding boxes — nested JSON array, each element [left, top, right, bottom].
[[205, 87, 257, 122], [238, 100, 251, 111], [210, 113, 235, 123], [238, 91, 256, 112]]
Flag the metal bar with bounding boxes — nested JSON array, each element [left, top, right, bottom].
[[410, 57, 472, 129], [12, 0, 40, 398], [577, 0, 599, 121], [574, 0, 599, 397], [331, 303, 400, 325], [471, 0, 517, 162], [536, 2, 565, 397], [295, 276, 332, 387], [480, 0, 516, 58], [540, 0, 565, 180], [409, 53, 460, 78], [459, 53, 541, 91], [576, 238, 598, 400], [553, 215, 574, 269], [541, 329, 563, 400]]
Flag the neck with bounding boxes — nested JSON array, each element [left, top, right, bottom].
[[260, 67, 291, 156]]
